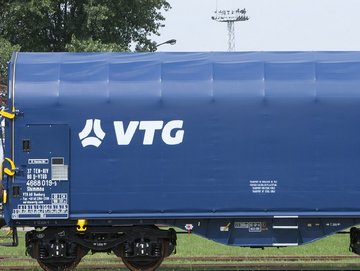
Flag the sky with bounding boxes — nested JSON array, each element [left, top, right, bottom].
[[153, 0, 360, 52]]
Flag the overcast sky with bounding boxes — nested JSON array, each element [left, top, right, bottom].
[[153, 0, 360, 52]]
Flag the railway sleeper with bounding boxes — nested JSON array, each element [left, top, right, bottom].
[[25, 225, 177, 271]]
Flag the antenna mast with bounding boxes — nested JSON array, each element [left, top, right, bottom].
[[212, 7, 249, 51]]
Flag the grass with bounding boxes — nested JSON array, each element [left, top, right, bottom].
[[174, 231, 352, 257], [0, 228, 359, 270]]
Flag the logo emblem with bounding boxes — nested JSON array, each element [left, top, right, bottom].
[[79, 119, 106, 147]]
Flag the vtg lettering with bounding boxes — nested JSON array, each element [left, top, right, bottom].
[[113, 120, 184, 145]]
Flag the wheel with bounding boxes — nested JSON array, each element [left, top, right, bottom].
[[119, 240, 168, 271], [36, 243, 89, 271], [37, 259, 80, 271], [121, 255, 164, 271]]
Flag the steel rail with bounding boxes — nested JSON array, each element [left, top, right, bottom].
[[1, 255, 360, 270]]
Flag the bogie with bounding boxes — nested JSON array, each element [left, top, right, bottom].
[[25, 226, 176, 271], [26, 229, 89, 271]]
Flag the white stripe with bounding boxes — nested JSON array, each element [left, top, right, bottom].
[[273, 226, 299, 229], [273, 243, 298, 247], [273, 216, 299, 218], [11, 52, 18, 184]]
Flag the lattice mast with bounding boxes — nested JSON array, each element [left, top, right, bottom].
[[212, 8, 249, 51]]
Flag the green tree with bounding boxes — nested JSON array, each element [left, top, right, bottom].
[[0, 0, 171, 52], [0, 37, 20, 85], [65, 36, 128, 52]]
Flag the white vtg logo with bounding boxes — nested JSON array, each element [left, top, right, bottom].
[[79, 119, 106, 147], [79, 119, 184, 147]]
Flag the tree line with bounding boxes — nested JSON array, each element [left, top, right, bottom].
[[0, 0, 171, 84]]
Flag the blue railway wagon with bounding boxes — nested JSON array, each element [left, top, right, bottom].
[[1, 52, 360, 270]]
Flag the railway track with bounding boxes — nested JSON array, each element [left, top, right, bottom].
[[1, 255, 360, 262], [1, 255, 360, 270]]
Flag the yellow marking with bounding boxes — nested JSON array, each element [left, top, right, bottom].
[[3, 158, 15, 176], [3, 190, 7, 204], [0, 109, 15, 119], [76, 219, 87, 232]]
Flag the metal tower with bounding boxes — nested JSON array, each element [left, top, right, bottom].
[[212, 8, 249, 51]]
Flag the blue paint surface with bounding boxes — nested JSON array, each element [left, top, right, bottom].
[[5, 52, 360, 222]]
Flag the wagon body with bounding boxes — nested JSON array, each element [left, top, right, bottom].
[[2, 52, 360, 254]]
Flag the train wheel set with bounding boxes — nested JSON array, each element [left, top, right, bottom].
[[2, 221, 360, 270], [24, 226, 176, 271]]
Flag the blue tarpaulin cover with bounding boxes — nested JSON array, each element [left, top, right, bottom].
[[6, 52, 360, 220]]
